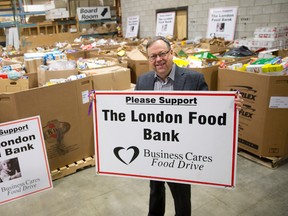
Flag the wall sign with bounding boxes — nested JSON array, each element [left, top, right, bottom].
[[125, 16, 140, 38], [156, 12, 175, 37], [92, 91, 239, 188], [207, 7, 238, 40], [77, 7, 111, 21]]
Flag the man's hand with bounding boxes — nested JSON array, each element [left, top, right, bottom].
[[235, 91, 244, 111]]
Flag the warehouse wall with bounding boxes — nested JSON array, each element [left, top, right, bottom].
[[120, 0, 288, 40]]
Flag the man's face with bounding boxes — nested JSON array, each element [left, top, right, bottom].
[[147, 40, 173, 80]]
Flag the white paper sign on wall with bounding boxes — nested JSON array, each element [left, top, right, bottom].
[[125, 16, 140, 38], [156, 12, 175, 37], [206, 7, 238, 40]]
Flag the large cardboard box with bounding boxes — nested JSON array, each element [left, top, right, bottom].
[[218, 68, 288, 157], [127, 49, 149, 83], [189, 65, 218, 91], [188, 58, 252, 91], [0, 79, 29, 93], [81, 66, 131, 90], [0, 78, 94, 170], [37, 68, 79, 86]]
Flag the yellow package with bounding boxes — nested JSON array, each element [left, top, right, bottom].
[[262, 64, 283, 73], [173, 57, 190, 67], [117, 50, 126, 57]]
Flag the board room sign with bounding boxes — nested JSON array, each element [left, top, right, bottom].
[[92, 91, 239, 188], [77, 6, 111, 21]]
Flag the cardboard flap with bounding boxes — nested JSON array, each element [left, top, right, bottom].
[[127, 49, 147, 61]]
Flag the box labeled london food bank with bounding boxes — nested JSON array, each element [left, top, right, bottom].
[[217, 68, 288, 157]]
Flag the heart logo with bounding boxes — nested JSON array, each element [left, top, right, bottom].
[[113, 146, 139, 165]]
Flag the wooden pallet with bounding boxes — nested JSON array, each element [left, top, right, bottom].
[[238, 150, 288, 169], [51, 156, 95, 181]]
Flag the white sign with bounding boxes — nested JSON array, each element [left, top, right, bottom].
[[0, 116, 52, 205], [156, 12, 175, 37], [93, 91, 239, 188], [125, 16, 140, 38], [269, 96, 288, 108], [77, 7, 111, 21], [207, 7, 238, 40]]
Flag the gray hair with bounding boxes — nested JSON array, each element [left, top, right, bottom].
[[146, 36, 171, 50]]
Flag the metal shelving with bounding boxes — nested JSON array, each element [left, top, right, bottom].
[[0, 0, 121, 44], [0, 0, 16, 28]]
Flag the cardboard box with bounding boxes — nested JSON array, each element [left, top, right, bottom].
[[0, 79, 29, 93], [37, 68, 79, 86], [123, 83, 136, 91], [54, 0, 68, 9], [25, 73, 38, 88], [20, 33, 81, 52], [66, 50, 87, 60], [81, 66, 131, 90], [217, 68, 288, 157], [77, 56, 120, 71], [0, 77, 94, 170], [24, 58, 43, 73], [188, 57, 252, 91], [85, 53, 128, 68], [2, 57, 24, 66], [188, 65, 218, 91], [200, 43, 227, 54], [275, 49, 288, 58], [127, 49, 149, 83], [23, 3, 54, 12]]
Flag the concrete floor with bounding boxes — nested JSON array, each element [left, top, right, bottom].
[[1, 155, 288, 216]]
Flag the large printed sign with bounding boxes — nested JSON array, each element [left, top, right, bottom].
[[156, 12, 175, 37], [0, 116, 52, 205], [125, 16, 140, 38], [206, 7, 238, 40], [93, 91, 239, 188], [77, 7, 111, 21]]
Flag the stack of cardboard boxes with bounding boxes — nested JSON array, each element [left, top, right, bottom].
[[234, 26, 288, 51], [0, 50, 132, 171]]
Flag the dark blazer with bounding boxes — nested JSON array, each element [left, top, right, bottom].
[[135, 65, 208, 91]]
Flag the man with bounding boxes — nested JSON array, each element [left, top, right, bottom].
[[135, 36, 243, 216]]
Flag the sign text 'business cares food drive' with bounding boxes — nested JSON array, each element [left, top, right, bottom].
[[93, 91, 238, 188]]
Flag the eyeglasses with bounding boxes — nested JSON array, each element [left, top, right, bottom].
[[148, 49, 171, 62]]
